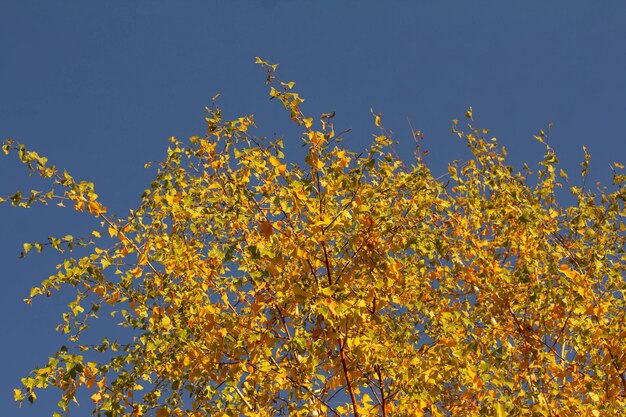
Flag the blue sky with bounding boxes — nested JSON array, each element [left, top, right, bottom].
[[1, 1, 625, 415]]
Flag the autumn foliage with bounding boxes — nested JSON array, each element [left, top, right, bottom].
[[3, 58, 626, 416]]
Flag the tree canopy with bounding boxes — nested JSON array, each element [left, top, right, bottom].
[[3, 58, 626, 416]]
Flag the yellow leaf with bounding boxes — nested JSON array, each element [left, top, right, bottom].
[[91, 392, 103, 403], [320, 287, 334, 297], [87, 200, 106, 215], [107, 290, 120, 306], [269, 155, 281, 167], [307, 131, 325, 147], [93, 285, 106, 297], [375, 135, 391, 146], [374, 113, 381, 127], [13, 388, 23, 401], [466, 107, 473, 120], [337, 150, 350, 167], [325, 298, 338, 315], [85, 374, 96, 390], [558, 264, 579, 279]]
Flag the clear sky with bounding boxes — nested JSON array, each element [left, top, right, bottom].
[[1, 1, 625, 415]]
